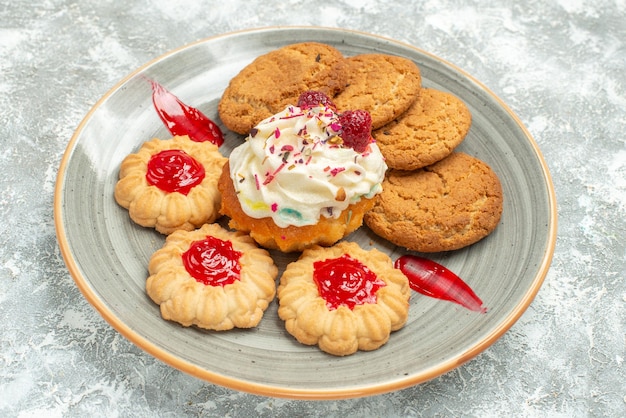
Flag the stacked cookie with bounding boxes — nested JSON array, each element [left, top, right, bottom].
[[219, 42, 503, 253], [360, 80, 503, 252], [355, 75, 503, 252]]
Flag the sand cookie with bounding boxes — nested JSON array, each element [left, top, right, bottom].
[[218, 42, 348, 134], [277, 241, 410, 356], [333, 54, 422, 130], [372, 88, 472, 170], [364, 152, 503, 252], [114, 135, 227, 235], [146, 223, 278, 330]]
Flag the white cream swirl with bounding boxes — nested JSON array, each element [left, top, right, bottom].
[[228, 105, 387, 228]]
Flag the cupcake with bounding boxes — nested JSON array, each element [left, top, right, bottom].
[[218, 92, 387, 252]]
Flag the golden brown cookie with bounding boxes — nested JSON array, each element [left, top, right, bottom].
[[218, 42, 348, 134], [333, 54, 422, 129], [277, 241, 410, 356], [146, 223, 278, 330], [114, 136, 227, 235], [364, 152, 503, 252], [372, 88, 472, 170]]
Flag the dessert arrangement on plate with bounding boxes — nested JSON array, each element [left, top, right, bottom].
[[113, 42, 503, 356]]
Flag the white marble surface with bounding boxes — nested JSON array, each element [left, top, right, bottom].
[[1, 0, 624, 416]]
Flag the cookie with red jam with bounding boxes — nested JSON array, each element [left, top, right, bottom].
[[146, 223, 278, 330], [277, 241, 410, 356], [114, 135, 227, 234]]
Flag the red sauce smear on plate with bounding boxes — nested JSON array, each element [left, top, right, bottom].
[[146, 149, 205, 195], [149, 79, 224, 146], [313, 254, 386, 310], [182, 235, 242, 286], [395, 255, 487, 313]]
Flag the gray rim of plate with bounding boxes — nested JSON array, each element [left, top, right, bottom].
[[54, 26, 558, 400]]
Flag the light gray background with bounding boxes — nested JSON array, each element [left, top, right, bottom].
[[1, 1, 624, 417]]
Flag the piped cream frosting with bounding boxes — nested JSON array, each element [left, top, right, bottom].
[[228, 104, 387, 227]]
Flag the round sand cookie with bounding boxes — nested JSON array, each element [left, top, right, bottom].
[[333, 54, 421, 130], [372, 88, 472, 170], [114, 135, 227, 235], [218, 42, 348, 134], [147, 223, 278, 331], [364, 152, 503, 252], [277, 241, 410, 356]]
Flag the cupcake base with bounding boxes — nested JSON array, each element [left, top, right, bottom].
[[218, 162, 376, 252]]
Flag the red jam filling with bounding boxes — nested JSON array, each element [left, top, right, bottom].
[[146, 149, 205, 195], [313, 254, 386, 310], [182, 235, 242, 286], [149, 79, 224, 146]]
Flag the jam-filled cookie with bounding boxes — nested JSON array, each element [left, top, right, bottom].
[[114, 135, 227, 234], [277, 241, 410, 356], [146, 223, 278, 330]]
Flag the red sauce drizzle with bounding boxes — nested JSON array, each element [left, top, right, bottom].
[[395, 255, 487, 313], [149, 79, 224, 146], [182, 235, 242, 286], [146, 149, 205, 195], [313, 254, 386, 310]]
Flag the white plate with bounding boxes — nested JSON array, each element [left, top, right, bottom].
[[54, 27, 557, 399]]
